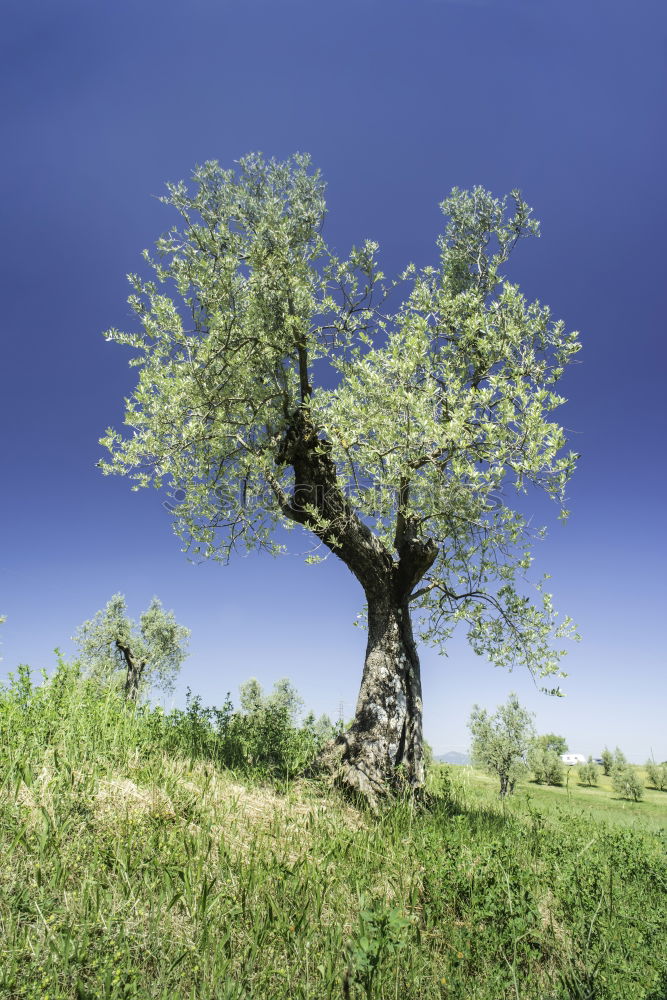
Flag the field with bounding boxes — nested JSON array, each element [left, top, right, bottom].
[[1, 665, 666, 1000], [456, 766, 667, 835]]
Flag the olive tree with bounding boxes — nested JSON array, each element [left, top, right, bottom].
[[75, 594, 189, 700], [578, 757, 599, 786], [100, 153, 579, 803], [645, 760, 667, 791], [468, 694, 535, 797], [600, 747, 614, 776]]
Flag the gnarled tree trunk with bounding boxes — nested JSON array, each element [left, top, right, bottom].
[[275, 406, 436, 807], [334, 589, 424, 807]]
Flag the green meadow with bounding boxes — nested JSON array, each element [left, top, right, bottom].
[[456, 766, 667, 836], [1, 662, 665, 1000]]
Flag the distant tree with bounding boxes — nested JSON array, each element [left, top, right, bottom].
[[528, 742, 564, 785], [75, 594, 189, 701], [645, 760, 667, 791], [612, 747, 627, 769], [100, 152, 580, 804], [611, 765, 643, 802], [468, 694, 535, 797], [536, 732, 568, 755], [600, 747, 613, 776], [239, 677, 304, 722], [578, 756, 599, 786]]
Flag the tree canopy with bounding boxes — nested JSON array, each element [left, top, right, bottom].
[[101, 154, 578, 676]]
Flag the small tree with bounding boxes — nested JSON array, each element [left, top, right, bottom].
[[468, 693, 535, 797], [578, 756, 599, 786], [75, 593, 189, 700], [600, 747, 613, 776], [611, 765, 643, 802], [529, 742, 564, 785], [645, 760, 667, 791]]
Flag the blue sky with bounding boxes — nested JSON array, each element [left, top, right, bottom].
[[1, 0, 665, 761]]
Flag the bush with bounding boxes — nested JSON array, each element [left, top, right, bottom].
[[529, 744, 564, 786], [645, 760, 667, 791], [160, 682, 337, 780], [578, 757, 599, 786], [612, 765, 644, 801]]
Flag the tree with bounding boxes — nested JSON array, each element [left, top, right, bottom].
[[536, 732, 568, 755], [239, 676, 304, 722], [468, 694, 535, 797], [611, 765, 643, 802], [100, 153, 580, 804], [528, 742, 564, 785], [578, 756, 599, 786], [645, 760, 667, 791], [75, 594, 189, 701], [600, 747, 613, 776]]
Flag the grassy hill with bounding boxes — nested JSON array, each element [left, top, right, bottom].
[[1, 662, 666, 1000]]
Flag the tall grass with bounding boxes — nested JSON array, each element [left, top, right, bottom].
[[0, 658, 665, 999]]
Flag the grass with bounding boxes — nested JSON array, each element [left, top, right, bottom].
[[455, 767, 667, 835], [0, 661, 666, 1000]]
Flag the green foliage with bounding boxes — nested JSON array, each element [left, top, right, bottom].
[[529, 743, 565, 785], [344, 897, 412, 999], [612, 765, 644, 802], [600, 746, 614, 775], [156, 682, 336, 781], [101, 153, 580, 683], [0, 664, 665, 1000], [74, 593, 189, 699], [535, 731, 568, 755], [468, 693, 535, 796], [645, 760, 667, 791], [578, 756, 600, 786]]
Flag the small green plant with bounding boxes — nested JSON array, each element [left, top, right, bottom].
[[343, 898, 412, 999], [578, 756, 599, 786]]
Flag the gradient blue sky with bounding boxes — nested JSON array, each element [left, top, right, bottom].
[[1, 0, 665, 761]]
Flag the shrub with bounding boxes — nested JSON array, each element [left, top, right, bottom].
[[645, 760, 667, 791], [578, 757, 599, 786], [612, 765, 644, 801], [160, 681, 336, 780]]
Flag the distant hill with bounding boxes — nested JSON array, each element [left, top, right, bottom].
[[435, 751, 470, 766]]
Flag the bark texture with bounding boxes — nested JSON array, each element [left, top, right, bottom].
[[274, 407, 437, 806], [331, 592, 425, 807], [117, 641, 144, 702]]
